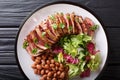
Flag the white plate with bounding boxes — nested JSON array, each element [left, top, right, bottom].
[[15, 2, 108, 80]]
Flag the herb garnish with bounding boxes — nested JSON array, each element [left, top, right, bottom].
[[33, 38, 38, 43], [45, 43, 51, 49], [23, 40, 29, 49], [32, 48, 38, 54], [69, 26, 73, 31], [50, 15, 55, 20], [60, 23, 65, 29], [90, 25, 98, 31], [52, 23, 57, 29], [67, 16, 70, 20], [42, 32, 46, 37]]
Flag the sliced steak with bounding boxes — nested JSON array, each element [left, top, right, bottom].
[[57, 13, 68, 34], [30, 30, 47, 50], [26, 34, 43, 56], [74, 15, 83, 34], [84, 17, 95, 37], [70, 12, 76, 34], [47, 16, 60, 40], [54, 13, 64, 36], [78, 16, 88, 34]]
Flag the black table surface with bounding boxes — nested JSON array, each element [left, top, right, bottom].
[[0, 0, 120, 80]]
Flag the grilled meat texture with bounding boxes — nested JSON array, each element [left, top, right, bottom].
[[23, 12, 95, 56]]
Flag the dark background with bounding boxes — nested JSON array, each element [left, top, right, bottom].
[[0, 0, 120, 80]]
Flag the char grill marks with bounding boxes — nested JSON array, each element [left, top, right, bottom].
[[23, 12, 95, 56]]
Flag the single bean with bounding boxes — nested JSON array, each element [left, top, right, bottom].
[[36, 57, 41, 61], [42, 55, 46, 60], [31, 56, 36, 61], [54, 73, 57, 78], [36, 64, 42, 70], [57, 71, 61, 76], [52, 78, 57, 80], [41, 60, 45, 65], [47, 72, 52, 77], [45, 70, 49, 74], [60, 63, 64, 68], [55, 62, 60, 67], [60, 72, 65, 79], [55, 66, 58, 71], [46, 60, 50, 64], [59, 67, 64, 71], [35, 59, 40, 64], [34, 69, 38, 74], [31, 63, 36, 69], [46, 77, 51, 80], [42, 74, 47, 79], [48, 57, 52, 60], [50, 64, 54, 67], [41, 70, 45, 75], [51, 59, 55, 64], [44, 64, 49, 69]]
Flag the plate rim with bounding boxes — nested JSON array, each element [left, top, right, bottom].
[[15, 1, 109, 80]]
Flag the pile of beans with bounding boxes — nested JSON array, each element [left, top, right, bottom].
[[31, 53, 69, 80]]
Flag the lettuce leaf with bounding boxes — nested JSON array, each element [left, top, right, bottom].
[[67, 64, 80, 78], [87, 53, 101, 71]]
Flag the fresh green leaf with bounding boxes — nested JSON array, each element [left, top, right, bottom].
[[44, 43, 50, 49], [67, 64, 80, 78], [78, 50, 85, 60], [54, 55, 58, 62], [69, 26, 73, 31], [67, 16, 70, 20], [23, 40, 29, 49], [32, 48, 38, 54], [60, 12, 63, 15], [52, 23, 57, 29], [90, 25, 99, 31], [60, 23, 65, 29], [87, 53, 101, 71], [42, 32, 46, 37], [33, 38, 38, 43], [79, 61, 86, 72], [58, 52, 64, 63], [83, 34, 92, 42], [75, 17, 79, 22], [50, 15, 55, 20]]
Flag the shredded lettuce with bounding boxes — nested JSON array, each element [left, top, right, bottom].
[[56, 33, 101, 79], [67, 64, 80, 78], [58, 52, 64, 63], [87, 53, 101, 71]]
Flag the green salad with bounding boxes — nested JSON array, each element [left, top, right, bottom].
[[52, 33, 101, 79]]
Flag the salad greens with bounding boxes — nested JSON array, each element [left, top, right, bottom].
[[53, 33, 101, 79]]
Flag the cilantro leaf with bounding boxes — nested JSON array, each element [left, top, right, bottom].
[[23, 40, 29, 49], [42, 32, 46, 37], [90, 25, 98, 31], [60, 23, 65, 29], [32, 48, 38, 54], [52, 23, 57, 29]]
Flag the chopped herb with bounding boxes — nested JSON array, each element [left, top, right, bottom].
[[42, 32, 46, 37], [23, 41, 29, 49], [52, 23, 57, 29], [61, 12, 63, 15], [90, 25, 99, 31], [32, 48, 38, 54], [45, 43, 51, 49], [60, 23, 65, 29], [67, 16, 70, 20], [75, 17, 79, 22], [33, 38, 38, 43], [69, 26, 73, 31], [50, 15, 55, 20]]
